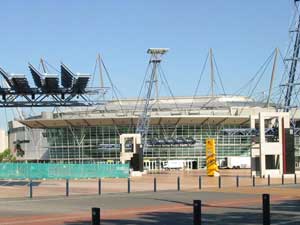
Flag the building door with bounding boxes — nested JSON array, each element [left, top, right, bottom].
[[192, 161, 198, 169]]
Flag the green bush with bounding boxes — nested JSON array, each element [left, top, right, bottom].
[[0, 149, 16, 162]]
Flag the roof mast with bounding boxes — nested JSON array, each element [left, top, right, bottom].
[[97, 54, 104, 89], [210, 48, 214, 97], [266, 48, 278, 107]]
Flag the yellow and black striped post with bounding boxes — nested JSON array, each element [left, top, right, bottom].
[[206, 139, 219, 177]]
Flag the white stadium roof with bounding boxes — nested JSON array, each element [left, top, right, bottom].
[[18, 95, 283, 128]]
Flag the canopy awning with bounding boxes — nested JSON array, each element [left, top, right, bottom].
[[19, 115, 251, 128]]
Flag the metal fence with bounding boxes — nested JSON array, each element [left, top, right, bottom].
[[0, 163, 129, 179]]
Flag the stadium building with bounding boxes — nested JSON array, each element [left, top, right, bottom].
[[3, 47, 300, 173], [8, 95, 300, 170]]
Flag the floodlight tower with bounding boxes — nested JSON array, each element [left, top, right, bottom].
[[136, 48, 169, 143]]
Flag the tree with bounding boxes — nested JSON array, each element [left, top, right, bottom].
[[0, 149, 16, 162]]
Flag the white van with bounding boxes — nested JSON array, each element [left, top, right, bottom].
[[163, 160, 185, 170]]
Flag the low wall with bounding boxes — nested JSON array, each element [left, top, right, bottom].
[[0, 163, 129, 179]]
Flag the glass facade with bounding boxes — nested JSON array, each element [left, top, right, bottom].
[[294, 136, 300, 169], [46, 124, 253, 168]]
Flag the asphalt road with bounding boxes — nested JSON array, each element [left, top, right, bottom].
[[0, 187, 299, 225]]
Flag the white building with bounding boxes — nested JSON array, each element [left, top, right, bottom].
[[0, 129, 8, 152]]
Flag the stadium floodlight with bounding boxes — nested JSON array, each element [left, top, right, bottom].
[[147, 48, 169, 55]]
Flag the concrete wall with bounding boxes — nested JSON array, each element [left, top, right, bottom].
[[8, 121, 48, 161], [251, 112, 290, 177], [0, 129, 8, 152]]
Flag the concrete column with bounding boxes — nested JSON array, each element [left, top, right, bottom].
[[259, 113, 265, 177], [250, 116, 256, 129], [278, 118, 284, 175]]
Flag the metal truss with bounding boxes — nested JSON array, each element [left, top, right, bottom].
[[136, 48, 169, 139], [0, 63, 108, 107], [0, 87, 107, 107], [283, 0, 300, 112]]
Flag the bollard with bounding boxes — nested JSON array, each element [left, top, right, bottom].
[[252, 176, 255, 187], [29, 179, 33, 198], [154, 177, 157, 192], [218, 176, 221, 189], [98, 178, 101, 195], [282, 174, 284, 185], [262, 194, 270, 225], [92, 207, 100, 225], [193, 200, 202, 225], [177, 176, 180, 191], [66, 179, 69, 197], [236, 176, 239, 188], [295, 173, 297, 184], [268, 174, 270, 186], [198, 176, 202, 190], [127, 177, 130, 193]]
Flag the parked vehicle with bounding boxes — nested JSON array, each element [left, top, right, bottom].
[[163, 160, 185, 170], [219, 156, 250, 169]]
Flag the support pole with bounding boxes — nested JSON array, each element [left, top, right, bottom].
[[252, 176, 256, 187], [97, 54, 104, 89], [98, 178, 102, 195], [29, 179, 33, 198], [154, 177, 157, 192], [236, 176, 239, 188], [199, 176, 202, 190], [92, 207, 100, 225], [177, 176, 180, 191], [127, 178, 131, 194], [40, 58, 47, 73], [193, 200, 202, 225], [295, 173, 297, 184], [218, 176, 222, 189], [266, 48, 278, 107], [66, 179, 69, 197], [282, 174, 284, 185], [262, 194, 270, 225], [268, 175, 271, 186], [210, 48, 214, 97]]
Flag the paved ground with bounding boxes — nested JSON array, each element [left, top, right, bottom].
[[0, 169, 297, 198], [0, 170, 299, 224], [0, 184, 299, 225]]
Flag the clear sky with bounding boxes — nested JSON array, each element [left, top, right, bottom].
[[0, 0, 295, 129]]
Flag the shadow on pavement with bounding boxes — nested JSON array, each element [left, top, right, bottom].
[[271, 199, 300, 213], [64, 198, 300, 225], [0, 180, 41, 186]]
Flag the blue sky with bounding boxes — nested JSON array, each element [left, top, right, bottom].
[[0, 0, 295, 129]]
